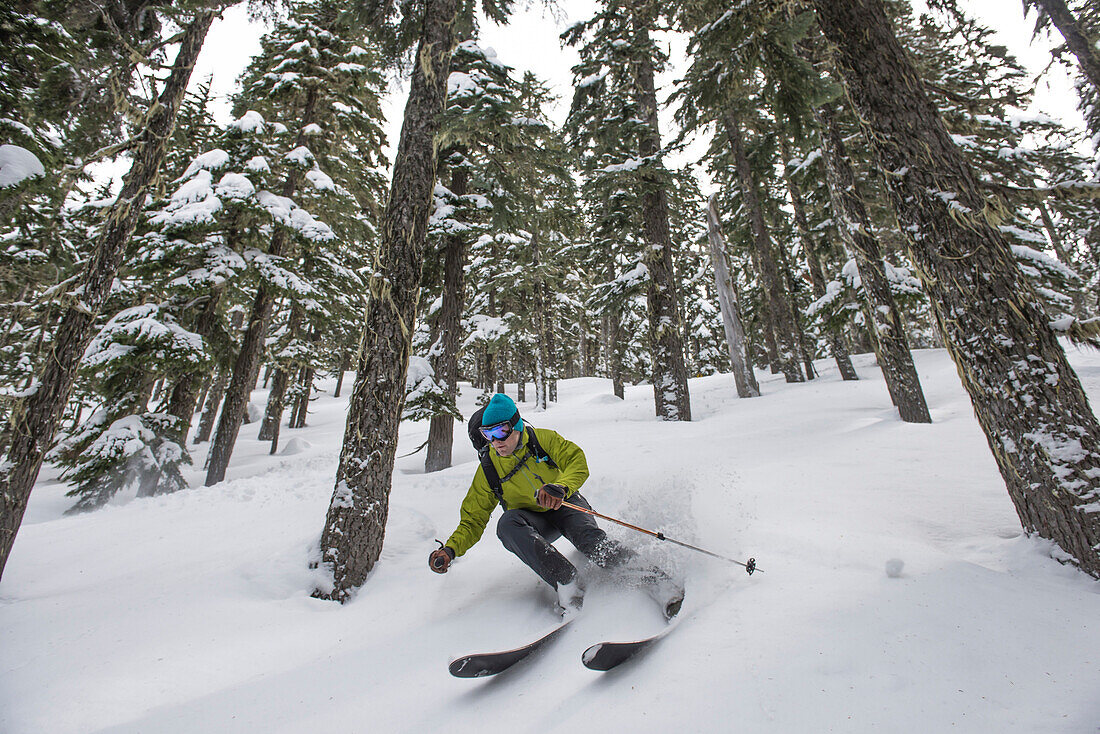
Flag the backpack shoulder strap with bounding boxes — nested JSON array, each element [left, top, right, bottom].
[[469, 407, 507, 509], [524, 425, 559, 470]]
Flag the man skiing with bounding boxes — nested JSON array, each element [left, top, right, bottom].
[[428, 393, 682, 619]]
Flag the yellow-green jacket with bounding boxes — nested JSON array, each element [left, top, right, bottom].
[[445, 427, 589, 557]]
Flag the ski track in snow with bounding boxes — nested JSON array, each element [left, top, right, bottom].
[[2, 347, 1100, 733]]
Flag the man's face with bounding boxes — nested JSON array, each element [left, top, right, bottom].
[[491, 428, 522, 457]]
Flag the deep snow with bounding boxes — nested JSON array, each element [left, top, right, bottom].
[[2, 347, 1099, 733]]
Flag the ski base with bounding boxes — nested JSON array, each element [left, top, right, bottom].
[[581, 624, 674, 671], [449, 619, 573, 678]]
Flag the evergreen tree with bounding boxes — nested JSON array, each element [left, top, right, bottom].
[[315, 0, 462, 602], [206, 0, 387, 481], [812, 0, 1100, 578], [565, 0, 692, 419], [0, 6, 217, 581]]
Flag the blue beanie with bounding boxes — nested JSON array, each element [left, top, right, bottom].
[[482, 393, 523, 432]]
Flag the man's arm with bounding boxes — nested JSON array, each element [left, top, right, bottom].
[[444, 468, 498, 557], [540, 429, 589, 497]]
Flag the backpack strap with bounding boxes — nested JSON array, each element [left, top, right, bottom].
[[469, 407, 506, 508], [524, 427, 558, 470]]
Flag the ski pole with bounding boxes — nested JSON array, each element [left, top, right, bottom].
[[560, 500, 759, 574]]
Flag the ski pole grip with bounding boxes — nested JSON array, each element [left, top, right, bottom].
[[431, 540, 453, 570]]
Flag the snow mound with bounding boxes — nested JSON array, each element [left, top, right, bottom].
[[280, 437, 310, 455], [586, 393, 625, 405]]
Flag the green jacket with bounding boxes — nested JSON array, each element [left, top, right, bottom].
[[445, 426, 589, 557]]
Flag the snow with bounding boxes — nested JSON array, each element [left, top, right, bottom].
[[229, 110, 266, 133], [2, 348, 1100, 733], [304, 168, 335, 191], [0, 144, 45, 188], [283, 146, 314, 166], [178, 149, 230, 181]]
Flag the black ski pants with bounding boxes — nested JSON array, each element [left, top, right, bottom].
[[496, 492, 634, 589]]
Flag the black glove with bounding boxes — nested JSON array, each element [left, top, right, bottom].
[[429, 544, 455, 573], [536, 483, 567, 510]]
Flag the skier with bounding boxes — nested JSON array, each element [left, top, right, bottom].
[[428, 393, 683, 619]]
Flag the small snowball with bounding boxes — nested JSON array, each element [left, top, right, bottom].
[[885, 558, 905, 578]]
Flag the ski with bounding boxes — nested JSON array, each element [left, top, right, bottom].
[[581, 622, 676, 671], [448, 619, 573, 678], [581, 590, 683, 671]]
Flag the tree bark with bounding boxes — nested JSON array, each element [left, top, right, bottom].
[[814, 0, 1100, 576], [532, 231, 550, 410], [630, 9, 691, 420], [165, 287, 225, 441], [601, 259, 626, 401], [779, 138, 859, 381], [290, 365, 312, 429], [205, 89, 319, 486], [814, 101, 931, 423], [425, 162, 468, 473], [0, 11, 215, 581], [258, 303, 303, 445], [195, 368, 227, 445], [706, 196, 760, 397], [723, 109, 805, 383], [290, 328, 318, 429], [777, 241, 817, 379], [333, 350, 349, 399], [315, 0, 458, 601]]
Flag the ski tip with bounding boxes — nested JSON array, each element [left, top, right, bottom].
[[448, 657, 494, 678], [581, 643, 605, 668]]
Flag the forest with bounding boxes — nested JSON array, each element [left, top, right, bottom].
[[2, 0, 1100, 599]]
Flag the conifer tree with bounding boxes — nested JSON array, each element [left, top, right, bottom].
[[206, 0, 386, 482], [0, 6, 217, 580], [812, 0, 1100, 578], [565, 0, 692, 419], [315, 0, 461, 602]]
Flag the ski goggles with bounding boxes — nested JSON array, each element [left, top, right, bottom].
[[479, 420, 516, 442]]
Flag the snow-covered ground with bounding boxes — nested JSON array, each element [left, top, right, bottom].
[[2, 347, 1099, 733]]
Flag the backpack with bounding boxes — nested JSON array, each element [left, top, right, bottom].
[[468, 406, 559, 509]]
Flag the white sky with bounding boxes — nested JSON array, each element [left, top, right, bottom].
[[191, 0, 1084, 168]]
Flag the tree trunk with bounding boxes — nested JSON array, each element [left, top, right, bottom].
[[779, 140, 859, 381], [813, 0, 1100, 577], [0, 11, 215, 581], [291, 334, 316, 430], [723, 109, 805, 383], [259, 303, 303, 444], [777, 241, 817, 379], [706, 196, 760, 398], [315, 0, 458, 601], [205, 89, 320, 486], [194, 379, 211, 418], [195, 368, 227, 446], [814, 100, 931, 423], [629, 13, 691, 420], [1033, 0, 1100, 93], [425, 162, 468, 472], [532, 231, 550, 411], [333, 350, 349, 399], [165, 287, 225, 442]]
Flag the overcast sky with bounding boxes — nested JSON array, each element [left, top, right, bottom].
[[191, 0, 1084, 167]]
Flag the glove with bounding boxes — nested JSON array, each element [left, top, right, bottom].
[[429, 544, 455, 573], [536, 483, 567, 510]]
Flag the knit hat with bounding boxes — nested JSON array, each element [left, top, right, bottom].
[[482, 393, 523, 433]]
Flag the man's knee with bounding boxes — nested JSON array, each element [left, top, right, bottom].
[[496, 509, 529, 545]]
